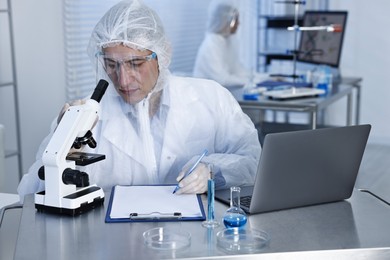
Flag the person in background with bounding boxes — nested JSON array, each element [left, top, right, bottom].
[[17, 0, 261, 202], [193, 1, 268, 89]]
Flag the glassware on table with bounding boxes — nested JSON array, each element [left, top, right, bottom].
[[216, 228, 270, 253], [202, 166, 220, 228], [143, 227, 191, 250], [223, 186, 247, 229]]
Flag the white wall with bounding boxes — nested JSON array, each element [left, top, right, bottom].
[[0, 0, 66, 192], [328, 0, 390, 144], [14, 0, 66, 169]]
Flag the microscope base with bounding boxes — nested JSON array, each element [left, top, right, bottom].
[[35, 185, 105, 216]]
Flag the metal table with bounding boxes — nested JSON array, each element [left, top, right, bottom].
[[4, 188, 390, 260], [237, 77, 362, 129]]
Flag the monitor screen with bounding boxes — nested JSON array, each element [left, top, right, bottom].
[[297, 11, 348, 68]]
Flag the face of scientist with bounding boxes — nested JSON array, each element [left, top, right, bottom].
[[102, 44, 159, 104]]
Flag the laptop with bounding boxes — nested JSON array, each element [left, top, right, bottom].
[[215, 124, 371, 214]]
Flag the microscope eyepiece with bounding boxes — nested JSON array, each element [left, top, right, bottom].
[[90, 79, 109, 103]]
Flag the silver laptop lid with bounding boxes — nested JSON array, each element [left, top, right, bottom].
[[249, 124, 371, 214]]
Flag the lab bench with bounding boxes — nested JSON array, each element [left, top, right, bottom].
[[2, 187, 390, 260]]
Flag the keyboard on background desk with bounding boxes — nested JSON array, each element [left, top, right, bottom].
[[262, 87, 325, 100], [242, 80, 319, 100], [257, 80, 313, 89]]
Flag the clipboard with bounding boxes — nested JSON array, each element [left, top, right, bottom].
[[105, 185, 206, 223]]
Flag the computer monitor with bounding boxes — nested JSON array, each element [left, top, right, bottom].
[[297, 11, 348, 68]]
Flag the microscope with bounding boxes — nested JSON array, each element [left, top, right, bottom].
[[35, 80, 109, 216]]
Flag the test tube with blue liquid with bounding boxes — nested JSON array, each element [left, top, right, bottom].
[[202, 165, 219, 228], [223, 186, 247, 229]]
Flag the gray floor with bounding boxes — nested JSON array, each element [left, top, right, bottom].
[[355, 143, 390, 189]]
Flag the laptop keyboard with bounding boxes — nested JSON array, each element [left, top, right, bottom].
[[240, 196, 252, 208]]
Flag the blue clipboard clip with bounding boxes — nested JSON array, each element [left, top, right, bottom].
[[129, 212, 182, 220]]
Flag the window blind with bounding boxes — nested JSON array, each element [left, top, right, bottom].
[[144, 0, 211, 75], [63, 0, 120, 101]]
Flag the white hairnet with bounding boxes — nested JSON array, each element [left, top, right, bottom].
[[88, 0, 171, 68], [207, 2, 238, 34], [87, 0, 172, 72], [87, 0, 172, 102]]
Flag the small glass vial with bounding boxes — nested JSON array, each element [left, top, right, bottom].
[[223, 186, 247, 229]]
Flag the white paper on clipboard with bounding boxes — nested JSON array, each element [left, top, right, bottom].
[[109, 185, 203, 219]]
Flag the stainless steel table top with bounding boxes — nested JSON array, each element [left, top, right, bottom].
[[7, 188, 390, 260]]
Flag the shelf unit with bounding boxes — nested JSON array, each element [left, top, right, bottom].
[[257, 15, 303, 72], [256, 0, 329, 73], [0, 0, 23, 180]]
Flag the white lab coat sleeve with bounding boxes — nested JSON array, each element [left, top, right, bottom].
[[200, 85, 261, 188], [17, 119, 57, 203]]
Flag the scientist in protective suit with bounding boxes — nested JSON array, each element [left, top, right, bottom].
[[193, 2, 268, 89], [17, 0, 261, 201]]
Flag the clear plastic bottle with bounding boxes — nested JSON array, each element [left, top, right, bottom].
[[223, 186, 247, 229], [316, 65, 333, 95]]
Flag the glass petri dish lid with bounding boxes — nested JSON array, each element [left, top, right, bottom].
[[143, 227, 191, 250], [216, 228, 270, 253]]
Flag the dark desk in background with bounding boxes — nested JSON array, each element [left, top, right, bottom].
[[3, 188, 390, 260]]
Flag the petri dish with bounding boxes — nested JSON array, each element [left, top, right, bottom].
[[143, 227, 191, 250], [216, 228, 270, 253]]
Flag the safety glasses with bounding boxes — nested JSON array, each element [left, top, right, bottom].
[[98, 52, 157, 76], [230, 11, 239, 29]]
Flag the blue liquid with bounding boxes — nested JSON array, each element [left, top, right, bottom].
[[207, 179, 215, 221], [223, 213, 247, 228]]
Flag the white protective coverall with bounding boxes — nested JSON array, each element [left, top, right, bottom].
[[193, 2, 268, 88], [193, 33, 251, 88], [17, 0, 261, 201]]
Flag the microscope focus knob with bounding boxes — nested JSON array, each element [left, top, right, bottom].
[[38, 166, 45, 180], [62, 168, 90, 187]]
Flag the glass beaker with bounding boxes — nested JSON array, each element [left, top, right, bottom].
[[223, 186, 247, 229]]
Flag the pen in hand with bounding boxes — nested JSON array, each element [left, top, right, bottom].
[[172, 149, 208, 194]]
